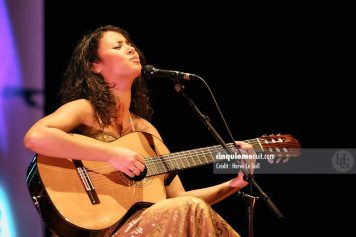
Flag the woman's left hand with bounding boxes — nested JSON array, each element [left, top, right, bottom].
[[229, 141, 256, 188]]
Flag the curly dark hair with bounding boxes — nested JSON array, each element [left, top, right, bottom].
[[59, 25, 152, 127]]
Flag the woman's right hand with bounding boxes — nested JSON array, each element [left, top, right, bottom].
[[108, 147, 145, 177]]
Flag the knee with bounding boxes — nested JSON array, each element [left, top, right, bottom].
[[175, 196, 210, 210], [146, 196, 211, 215]]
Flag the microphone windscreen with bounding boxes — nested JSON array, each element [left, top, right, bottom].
[[142, 65, 155, 79]]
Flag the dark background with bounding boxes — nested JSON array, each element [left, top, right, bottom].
[[45, 2, 354, 236]]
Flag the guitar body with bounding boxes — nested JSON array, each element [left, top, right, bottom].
[[26, 131, 300, 236], [27, 132, 170, 237]]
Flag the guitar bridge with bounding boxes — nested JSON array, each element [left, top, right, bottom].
[[73, 160, 100, 205]]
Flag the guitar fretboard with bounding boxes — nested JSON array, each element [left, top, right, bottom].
[[144, 139, 262, 176]]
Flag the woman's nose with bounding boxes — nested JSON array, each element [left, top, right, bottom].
[[127, 45, 135, 54]]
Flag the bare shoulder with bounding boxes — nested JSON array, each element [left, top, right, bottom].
[[134, 116, 163, 141], [58, 99, 92, 111], [54, 99, 93, 119], [43, 99, 96, 131]]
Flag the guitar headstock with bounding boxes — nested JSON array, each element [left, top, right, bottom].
[[258, 134, 301, 158]]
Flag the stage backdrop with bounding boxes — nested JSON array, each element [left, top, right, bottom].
[[0, 0, 43, 236]]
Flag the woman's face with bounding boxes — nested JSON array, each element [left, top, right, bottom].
[[93, 31, 141, 83]]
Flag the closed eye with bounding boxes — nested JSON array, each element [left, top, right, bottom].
[[113, 40, 132, 50]]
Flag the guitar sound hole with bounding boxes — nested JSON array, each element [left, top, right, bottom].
[[130, 166, 147, 181]]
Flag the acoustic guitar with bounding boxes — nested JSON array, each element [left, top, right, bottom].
[[26, 131, 300, 237]]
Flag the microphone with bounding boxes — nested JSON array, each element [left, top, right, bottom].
[[142, 65, 199, 81]]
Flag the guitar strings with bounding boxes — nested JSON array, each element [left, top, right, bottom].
[[86, 140, 266, 183], [86, 137, 298, 176], [89, 137, 299, 175], [85, 141, 259, 173], [84, 139, 297, 185], [85, 139, 264, 174]]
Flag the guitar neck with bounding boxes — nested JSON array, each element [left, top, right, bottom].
[[145, 138, 262, 176]]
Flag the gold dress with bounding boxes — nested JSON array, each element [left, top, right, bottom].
[[112, 195, 240, 237]]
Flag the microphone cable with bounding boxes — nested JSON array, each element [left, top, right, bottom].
[[194, 75, 241, 151], [193, 75, 254, 180]]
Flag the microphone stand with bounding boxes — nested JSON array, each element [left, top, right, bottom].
[[237, 190, 259, 237], [173, 82, 284, 237]]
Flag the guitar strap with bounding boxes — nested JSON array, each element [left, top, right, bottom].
[[164, 171, 179, 186]]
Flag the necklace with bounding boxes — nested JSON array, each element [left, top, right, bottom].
[[129, 115, 135, 132]]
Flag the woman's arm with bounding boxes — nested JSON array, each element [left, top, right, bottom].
[[166, 171, 248, 205], [23, 99, 145, 177], [167, 172, 248, 205]]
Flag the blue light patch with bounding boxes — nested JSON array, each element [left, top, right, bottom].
[[0, 184, 17, 237]]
